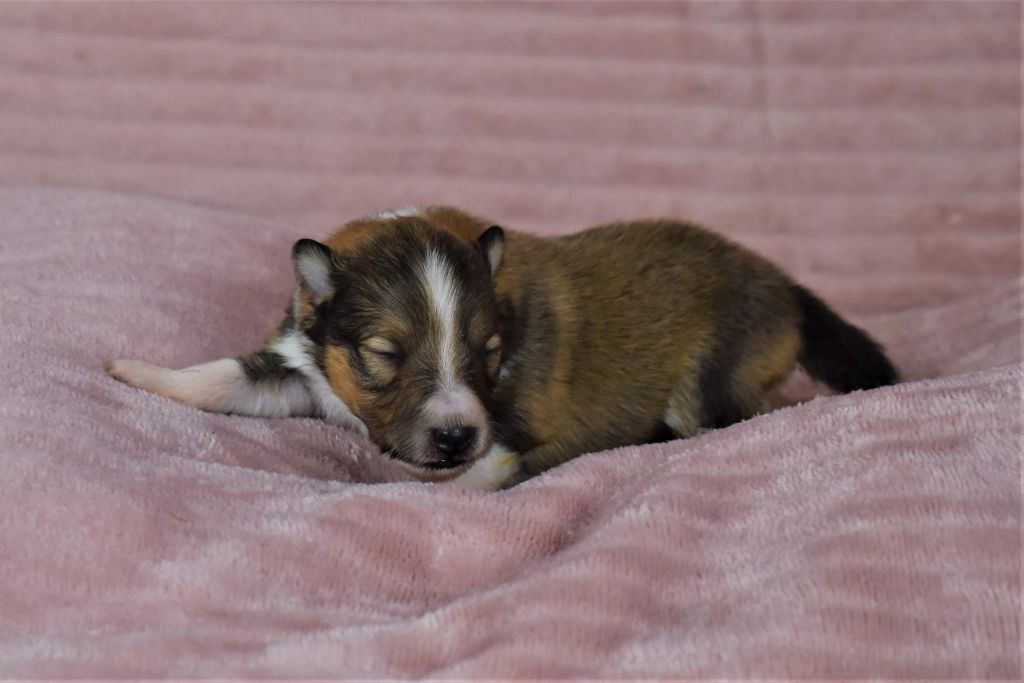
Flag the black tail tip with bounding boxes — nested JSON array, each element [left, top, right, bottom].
[[794, 285, 899, 393], [840, 346, 899, 392]]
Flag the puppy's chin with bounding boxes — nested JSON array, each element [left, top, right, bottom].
[[388, 431, 493, 483], [393, 458, 473, 483], [390, 440, 492, 483]]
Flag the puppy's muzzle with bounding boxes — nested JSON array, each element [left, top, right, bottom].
[[428, 425, 477, 468]]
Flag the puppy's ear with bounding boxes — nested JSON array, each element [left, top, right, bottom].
[[477, 225, 505, 276], [292, 238, 337, 303]]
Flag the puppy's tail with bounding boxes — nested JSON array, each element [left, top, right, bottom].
[[793, 284, 898, 392]]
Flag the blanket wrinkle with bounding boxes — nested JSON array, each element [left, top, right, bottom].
[[0, 0, 1020, 677]]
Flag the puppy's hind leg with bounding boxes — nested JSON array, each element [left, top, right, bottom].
[[107, 348, 314, 418], [663, 370, 704, 439]]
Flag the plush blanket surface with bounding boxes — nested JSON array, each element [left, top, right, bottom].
[[0, 1, 1019, 678]]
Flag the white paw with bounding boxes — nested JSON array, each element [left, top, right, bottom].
[[341, 414, 369, 438], [451, 442, 520, 491], [320, 403, 369, 437], [106, 359, 167, 392]]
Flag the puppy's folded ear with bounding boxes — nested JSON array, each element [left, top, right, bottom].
[[292, 238, 337, 303], [477, 225, 505, 276]]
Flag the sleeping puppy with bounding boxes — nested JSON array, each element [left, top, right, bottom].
[[108, 206, 897, 490]]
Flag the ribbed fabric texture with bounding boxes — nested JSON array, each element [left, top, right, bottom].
[[0, 1, 1019, 677]]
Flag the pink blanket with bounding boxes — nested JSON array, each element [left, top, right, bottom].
[[0, 1, 1019, 677]]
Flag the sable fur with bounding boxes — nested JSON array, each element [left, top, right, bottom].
[[289, 218, 502, 474], [411, 208, 896, 476], [109, 205, 898, 488]]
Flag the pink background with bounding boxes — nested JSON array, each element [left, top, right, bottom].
[[0, 2, 1019, 677]]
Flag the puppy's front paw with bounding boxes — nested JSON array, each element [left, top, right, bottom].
[[340, 413, 369, 439], [106, 359, 165, 392], [451, 443, 520, 491]]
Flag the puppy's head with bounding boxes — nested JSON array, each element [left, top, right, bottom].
[[292, 215, 504, 481]]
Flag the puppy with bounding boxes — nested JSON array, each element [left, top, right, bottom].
[[108, 206, 897, 490]]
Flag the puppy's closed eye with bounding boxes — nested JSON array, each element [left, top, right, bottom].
[[362, 336, 400, 359], [484, 334, 501, 377], [360, 336, 402, 382]]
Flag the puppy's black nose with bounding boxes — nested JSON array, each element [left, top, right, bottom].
[[430, 426, 477, 457]]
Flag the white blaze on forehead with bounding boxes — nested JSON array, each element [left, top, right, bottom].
[[374, 206, 421, 220], [421, 249, 461, 390], [418, 249, 490, 443]]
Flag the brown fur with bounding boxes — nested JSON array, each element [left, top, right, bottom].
[[302, 217, 501, 466], [110, 204, 892, 488], [324, 345, 368, 417], [309, 208, 810, 477]]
